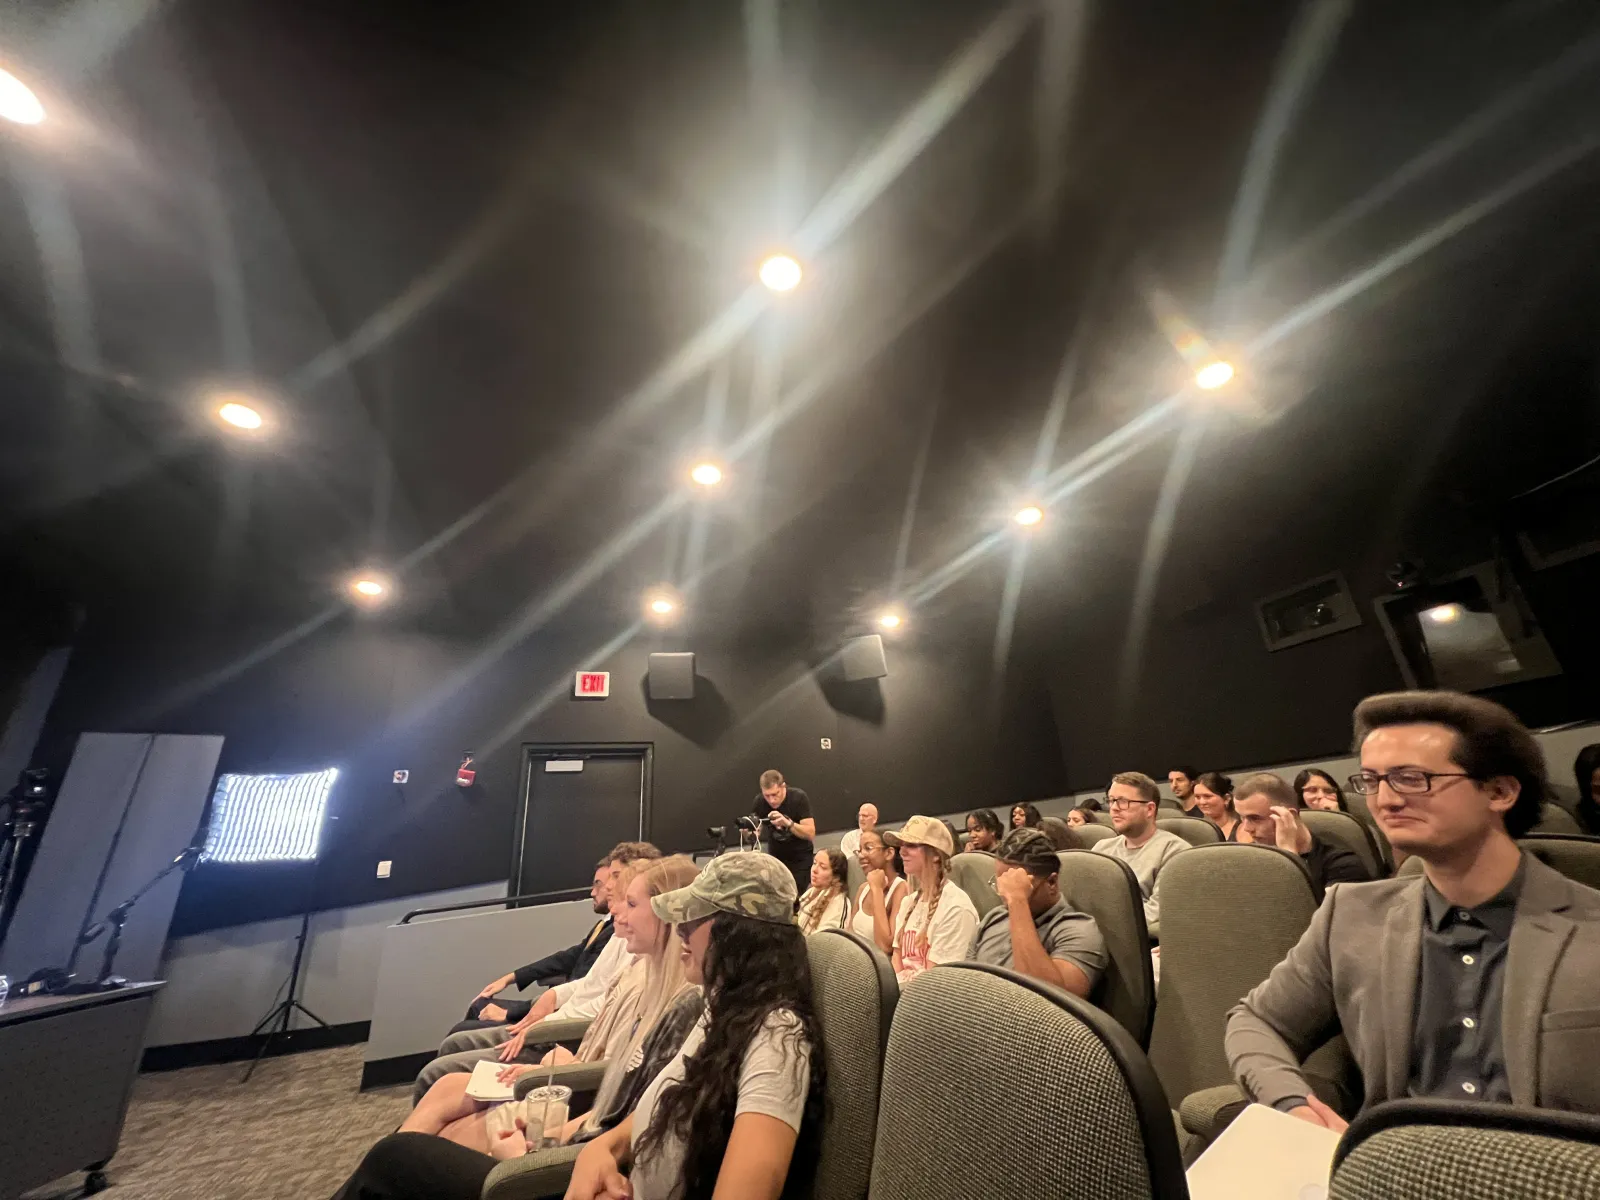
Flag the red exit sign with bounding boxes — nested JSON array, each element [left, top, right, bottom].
[[574, 671, 611, 698]]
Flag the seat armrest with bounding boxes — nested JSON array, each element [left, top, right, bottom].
[[520, 1017, 593, 1048], [482, 1144, 583, 1200], [1180, 1085, 1248, 1141], [513, 1060, 609, 1100]]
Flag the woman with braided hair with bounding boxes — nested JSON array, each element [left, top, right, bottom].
[[884, 816, 978, 984]]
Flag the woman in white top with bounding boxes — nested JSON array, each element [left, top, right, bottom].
[[567, 852, 824, 1200], [796, 849, 850, 934], [850, 828, 907, 953], [885, 815, 979, 984]]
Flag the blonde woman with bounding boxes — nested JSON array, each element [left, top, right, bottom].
[[884, 816, 978, 983], [797, 849, 850, 934], [401, 856, 700, 1150]]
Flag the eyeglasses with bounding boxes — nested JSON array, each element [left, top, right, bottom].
[[1107, 798, 1154, 810], [1348, 769, 1474, 796]]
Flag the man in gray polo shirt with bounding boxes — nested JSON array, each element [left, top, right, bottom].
[[974, 828, 1107, 998]]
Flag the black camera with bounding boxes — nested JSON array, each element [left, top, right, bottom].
[[706, 825, 727, 841]]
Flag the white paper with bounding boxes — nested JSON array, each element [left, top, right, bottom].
[[1185, 1102, 1340, 1200], [464, 1058, 519, 1103]]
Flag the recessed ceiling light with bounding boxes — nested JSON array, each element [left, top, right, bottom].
[[645, 587, 681, 621], [0, 68, 45, 126], [217, 400, 264, 430], [1194, 360, 1235, 390], [1424, 603, 1462, 624], [1013, 505, 1044, 527], [689, 462, 723, 487], [758, 253, 802, 293], [349, 575, 392, 603], [877, 610, 903, 630]]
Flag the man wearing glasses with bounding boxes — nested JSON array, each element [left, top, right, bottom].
[[1092, 771, 1189, 930], [1227, 690, 1600, 1130]]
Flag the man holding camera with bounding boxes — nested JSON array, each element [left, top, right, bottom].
[[752, 768, 815, 891]]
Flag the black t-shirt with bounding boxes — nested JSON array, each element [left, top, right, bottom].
[[751, 787, 814, 874]]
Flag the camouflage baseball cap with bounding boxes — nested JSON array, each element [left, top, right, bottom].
[[883, 814, 955, 858], [651, 851, 797, 925]]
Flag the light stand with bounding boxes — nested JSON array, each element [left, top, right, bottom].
[[240, 897, 329, 1082]]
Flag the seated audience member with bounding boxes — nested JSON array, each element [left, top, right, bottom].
[[839, 802, 878, 857], [1233, 773, 1370, 898], [886, 815, 979, 983], [977, 829, 1106, 998], [1168, 766, 1200, 813], [457, 858, 615, 1031], [1192, 771, 1242, 841], [1294, 767, 1349, 813], [1037, 815, 1075, 850], [1066, 805, 1097, 829], [404, 857, 700, 1149], [413, 843, 661, 1101], [338, 854, 823, 1200], [1228, 691, 1600, 1130], [851, 829, 907, 953], [1010, 802, 1043, 830], [1574, 743, 1600, 835], [797, 849, 850, 934], [1093, 772, 1188, 928], [965, 808, 1005, 853]]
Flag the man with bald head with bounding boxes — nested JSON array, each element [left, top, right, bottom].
[[840, 802, 879, 858]]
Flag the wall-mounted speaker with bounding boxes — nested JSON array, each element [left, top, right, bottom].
[[838, 634, 888, 681], [647, 652, 696, 700]]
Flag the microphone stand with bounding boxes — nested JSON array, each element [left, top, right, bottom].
[[68, 846, 202, 992]]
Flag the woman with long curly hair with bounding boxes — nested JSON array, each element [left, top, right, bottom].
[[566, 852, 826, 1200], [796, 848, 849, 934], [885, 815, 978, 984]]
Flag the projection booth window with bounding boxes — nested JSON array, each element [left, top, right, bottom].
[[201, 767, 339, 863]]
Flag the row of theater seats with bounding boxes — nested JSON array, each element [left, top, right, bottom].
[[482, 832, 1600, 1198]]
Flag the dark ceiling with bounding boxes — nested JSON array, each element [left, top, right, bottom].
[[1, 0, 1597, 654]]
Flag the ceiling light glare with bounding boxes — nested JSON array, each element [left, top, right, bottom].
[[0, 68, 45, 125], [689, 462, 723, 487], [1194, 360, 1235, 390], [1013, 505, 1044, 528], [349, 575, 392, 603], [1424, 603, 1462, 624], [645, 587, 681, 621], [758, 253, 802, 293], [877, 610, 903, 631], [217, 400, 264, 430]]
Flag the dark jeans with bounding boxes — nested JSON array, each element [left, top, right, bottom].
[[331, 1133, 495, 1200]]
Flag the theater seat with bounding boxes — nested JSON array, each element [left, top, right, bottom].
[[1146, 844, 1354, 1155], [1157, 816, 1222, 848], [867, 962, 1186, 1200], [484, 928, 898, 1200], [1069, 822, 1116, 849], [1056, 850, 1155, 1049], [1531, 803, 1584, 836], [1331, 1099, 1600, 1200], [1301, 810, 1386, 878], [1518, 834, 1600, 892], [947, 852, 1001, 918]]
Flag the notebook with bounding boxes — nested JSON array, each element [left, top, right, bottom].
[[1185, 1102, 1342, 1200], [464, 1058, 520, 1103]]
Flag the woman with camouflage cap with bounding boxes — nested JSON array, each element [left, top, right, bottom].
[[568, 851, 827, 1200]]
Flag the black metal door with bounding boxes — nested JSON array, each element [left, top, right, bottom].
[[514, 746, 649, 895]]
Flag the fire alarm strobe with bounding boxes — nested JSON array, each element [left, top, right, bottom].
[[393, 769, 409, 784]]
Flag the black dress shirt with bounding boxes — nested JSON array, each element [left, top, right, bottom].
[[1407, 858, 1525, 1103], [1301, 833, 1371, 900]]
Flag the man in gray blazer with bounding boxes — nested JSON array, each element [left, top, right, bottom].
[[1227, 690, 1600, 1129]]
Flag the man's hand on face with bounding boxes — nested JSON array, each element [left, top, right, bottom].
[[1270, 806, 1314, 855], [996, 866, 1035, 909]]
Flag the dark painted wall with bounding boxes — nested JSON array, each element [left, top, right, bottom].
[[39, 614, 1066, 934]]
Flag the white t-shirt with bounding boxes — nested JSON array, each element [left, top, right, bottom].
[[850, 877, 908, 945], [891, 878, 979, 982], [797, 887, 848, 934], [840, 828, 863, 857], [628, 1010, 811, 1200]]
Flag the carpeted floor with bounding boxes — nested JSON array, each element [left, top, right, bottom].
[[24, 1046, 412, 1200]]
